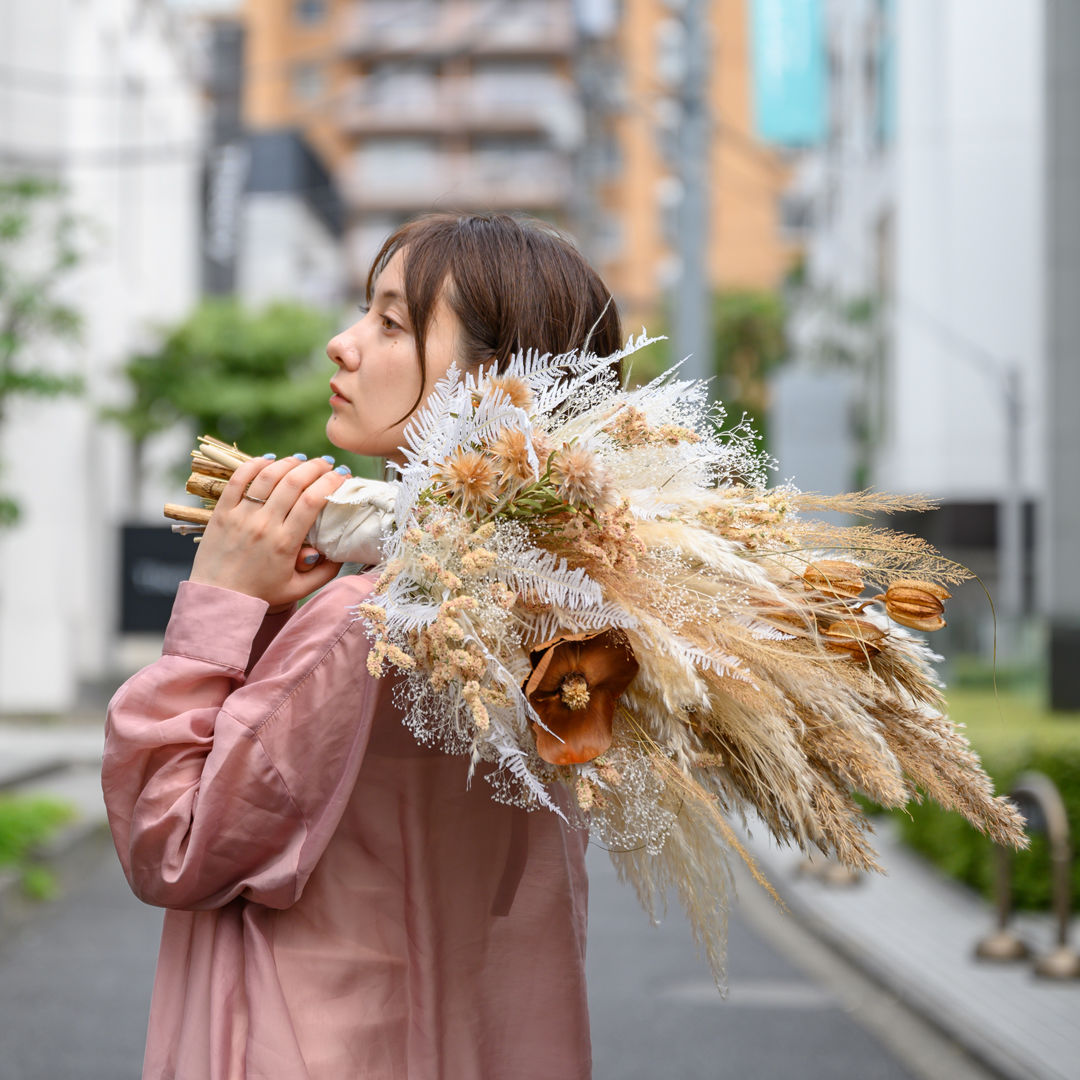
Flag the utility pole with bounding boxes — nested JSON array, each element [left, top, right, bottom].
[[998, 366, 1024, 661], [671, 0, 712, 384]]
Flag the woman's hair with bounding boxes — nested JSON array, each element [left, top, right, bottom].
[[366, 212, 623, 420]]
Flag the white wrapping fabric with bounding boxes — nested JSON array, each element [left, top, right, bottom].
[[308, 477, 398, 566]]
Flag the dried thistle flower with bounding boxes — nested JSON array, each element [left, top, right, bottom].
[[433, 449, 499, 516], [488, 426, 537, 486], [549, 443, 613, 510], [483, 374, 534, 410]]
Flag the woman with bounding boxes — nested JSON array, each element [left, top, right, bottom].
[[103, 213, 621, 1080]]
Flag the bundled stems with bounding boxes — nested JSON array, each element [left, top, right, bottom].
[[163, 435, 255, 531]]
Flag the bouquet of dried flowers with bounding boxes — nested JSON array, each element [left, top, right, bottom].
[[167, 334, 1025, 986]]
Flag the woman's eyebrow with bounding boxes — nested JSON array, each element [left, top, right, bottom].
[[373, 287, 404, 306]]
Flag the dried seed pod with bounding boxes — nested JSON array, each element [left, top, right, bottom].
[[822, 616, 887, 657], [873, 579, 950, 632], [803, 560, 865, 600]]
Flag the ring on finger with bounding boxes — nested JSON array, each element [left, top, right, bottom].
[[242, 491, 268, 505]]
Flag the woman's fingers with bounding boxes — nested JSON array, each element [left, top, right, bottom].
[[216, 456, 275, 512], [295, 544, 323, 573], [280, 466, 349, 547], [238, 455, 323, 505], [284, 555, 343, 599]]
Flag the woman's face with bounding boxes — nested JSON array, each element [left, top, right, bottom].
[[325, 249, 460, 462]]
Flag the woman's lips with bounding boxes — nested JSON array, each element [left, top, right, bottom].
[[329, 382, 351, 404]]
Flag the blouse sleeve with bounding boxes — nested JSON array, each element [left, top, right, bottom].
[[102, 573, 380, 911]]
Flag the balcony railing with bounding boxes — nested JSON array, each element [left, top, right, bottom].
[[338, 76, 578, 137], [342, 0, 575, 59], [343, 153, 573, 212]]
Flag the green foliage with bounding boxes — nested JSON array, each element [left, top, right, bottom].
[[711, 290, 786, 448], [106, 299, 378, 475], [896, 689, 1080, 911], [0, 176, 87, 525], [629, 290, 788, 448], [0, 794, 74, 899], [20, 864, 59, 901]]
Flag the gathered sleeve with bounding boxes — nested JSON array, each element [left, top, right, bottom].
[[102, 574, 381, 912]]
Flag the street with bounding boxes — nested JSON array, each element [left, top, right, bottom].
[[0, 835, 995, 1080]]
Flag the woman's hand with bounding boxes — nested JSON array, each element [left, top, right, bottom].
[[190, 456, 348, 609]]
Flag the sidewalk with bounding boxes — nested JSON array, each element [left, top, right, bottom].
[[738, 821, 1080, 1080], [2, 716, 1078, 1080]]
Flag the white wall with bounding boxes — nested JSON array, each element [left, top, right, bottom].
[[880, 0, 1045, 499], [0, 0, 202, 713], [238, 195, 346, 311], [784, 0, 1045, 508]]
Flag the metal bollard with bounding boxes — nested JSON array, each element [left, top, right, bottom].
[[973, 771, 1080, 979]]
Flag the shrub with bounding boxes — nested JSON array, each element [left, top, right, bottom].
[[0, 794, 75, 899], [896, 689, 1080, 912]]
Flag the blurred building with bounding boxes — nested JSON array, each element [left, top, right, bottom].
[[605, 0, 796, 320], [0, 0, 203, 713], [780, 0, 1046, 655], [1045, 0, 1080, 707], [239, 0, 794, 322], [199, 11, 346, 307]]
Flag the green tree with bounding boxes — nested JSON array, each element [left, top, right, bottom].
[[712, 290, 787, 445], [106, 299, 379, 500], [0, 177, 86, 526]]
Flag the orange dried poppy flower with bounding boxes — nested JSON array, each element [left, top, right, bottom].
[[523, 628, 639, 765]]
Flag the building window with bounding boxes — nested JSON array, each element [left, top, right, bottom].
[[294, 0, 327, 25], [292, 62, 326, 103]]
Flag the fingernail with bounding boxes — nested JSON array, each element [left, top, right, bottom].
[[303, 552, 320, 565], [321, 455, 336, 465], [334, 464, 351, 475], [292, 453, 308, 461], [262, 453, 277, 460]]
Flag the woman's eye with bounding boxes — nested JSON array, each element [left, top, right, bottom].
[[380, 314, 400, 332]]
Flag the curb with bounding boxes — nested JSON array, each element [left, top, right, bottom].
[[0, 758, 72, 793], [766, 864, 1058, 1080]]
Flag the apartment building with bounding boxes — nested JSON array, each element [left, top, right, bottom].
[[245, 0, 581, 291], [242, 0, 793, 321]]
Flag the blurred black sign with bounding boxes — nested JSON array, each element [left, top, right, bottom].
[[120, 525, 196, 633]]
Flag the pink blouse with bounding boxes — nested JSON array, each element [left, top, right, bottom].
[[102, 575, 591, 1080]]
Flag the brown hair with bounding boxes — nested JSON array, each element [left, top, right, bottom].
[[366, 212, 622, 421]]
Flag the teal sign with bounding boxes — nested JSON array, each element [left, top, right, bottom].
[[750, 0, 827, 147]]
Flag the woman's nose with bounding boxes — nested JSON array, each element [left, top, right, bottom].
[[326, 325, 360, 369]]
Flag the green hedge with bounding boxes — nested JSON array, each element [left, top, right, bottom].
[[895, 689, 1080, 912], [0, 794, 74, 899]]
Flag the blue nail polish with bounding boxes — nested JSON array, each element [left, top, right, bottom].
[[292, 453, 308, 461], [262, 453, 277, 459], [321, 455, 336, 465], [303, 552, 320, 565], [334, 464, 351, 475]]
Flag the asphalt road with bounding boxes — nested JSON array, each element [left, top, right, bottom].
[[0, 838, 991, 1080]]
